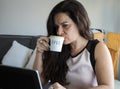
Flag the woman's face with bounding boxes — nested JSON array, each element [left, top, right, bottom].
[[54, 12, 80, 45]]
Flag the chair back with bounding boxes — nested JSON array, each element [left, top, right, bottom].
[[92, 28, 105, 42], [93, 32, 105, 42], [105, 32, 120, 79]]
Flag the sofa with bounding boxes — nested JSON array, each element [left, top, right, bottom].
[[0, 34, 40, 67]]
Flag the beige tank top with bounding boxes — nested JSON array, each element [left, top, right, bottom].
[[66, 40, 99, 89]]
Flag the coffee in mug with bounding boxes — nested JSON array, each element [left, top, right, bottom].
[[49, 36, 64, 52]]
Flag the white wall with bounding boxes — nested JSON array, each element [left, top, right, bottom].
[[79, 0, 120, 33], [0, 0, 61, 36], [0, 0, 120, 36]]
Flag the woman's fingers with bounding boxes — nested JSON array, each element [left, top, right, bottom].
[[51, 82, 66, 89], [37, 37, 50, 53]]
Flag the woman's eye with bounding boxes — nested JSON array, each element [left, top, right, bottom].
[[62, 24, 69, 28]]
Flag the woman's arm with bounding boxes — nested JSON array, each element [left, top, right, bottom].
[[33, 51, 43, 74], [89, 42, 114, 89], [33, 36, 49, 84]]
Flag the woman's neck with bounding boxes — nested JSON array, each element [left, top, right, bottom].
[[70, 37, 88, 56]]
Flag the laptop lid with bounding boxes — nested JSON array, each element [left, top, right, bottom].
[[0, 64, 43, 89]]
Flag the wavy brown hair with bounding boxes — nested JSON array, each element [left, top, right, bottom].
[[42, 0, 93, 86]]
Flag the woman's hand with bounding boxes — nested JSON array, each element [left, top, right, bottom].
[[36, 36, 50, 53], [49, 82, 66, 89]]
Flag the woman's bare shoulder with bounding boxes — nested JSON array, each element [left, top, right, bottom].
[[94, 41, 111, 60]]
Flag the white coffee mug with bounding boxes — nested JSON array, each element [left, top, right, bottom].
[[49, 36, 64, 52]]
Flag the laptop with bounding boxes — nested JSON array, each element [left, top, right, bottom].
[[0, 64, 43, 89]]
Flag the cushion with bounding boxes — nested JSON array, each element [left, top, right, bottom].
[[2, 40, 33, 67], [25, 47, 37, 69]]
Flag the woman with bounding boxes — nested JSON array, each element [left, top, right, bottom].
[[33, 0, 114, 89]]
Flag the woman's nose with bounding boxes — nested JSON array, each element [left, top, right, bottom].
[[57, 27, 64, 36]]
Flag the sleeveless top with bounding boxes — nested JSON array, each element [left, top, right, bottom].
[[65, 40, 99, 89]]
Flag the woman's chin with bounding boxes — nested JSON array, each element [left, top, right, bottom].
[[63, 41, 70, 45]]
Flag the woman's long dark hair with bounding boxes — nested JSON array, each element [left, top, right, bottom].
[[42, 0, 93, 86]]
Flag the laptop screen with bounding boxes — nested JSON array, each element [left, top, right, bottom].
[[0, 64, 43, 89]]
